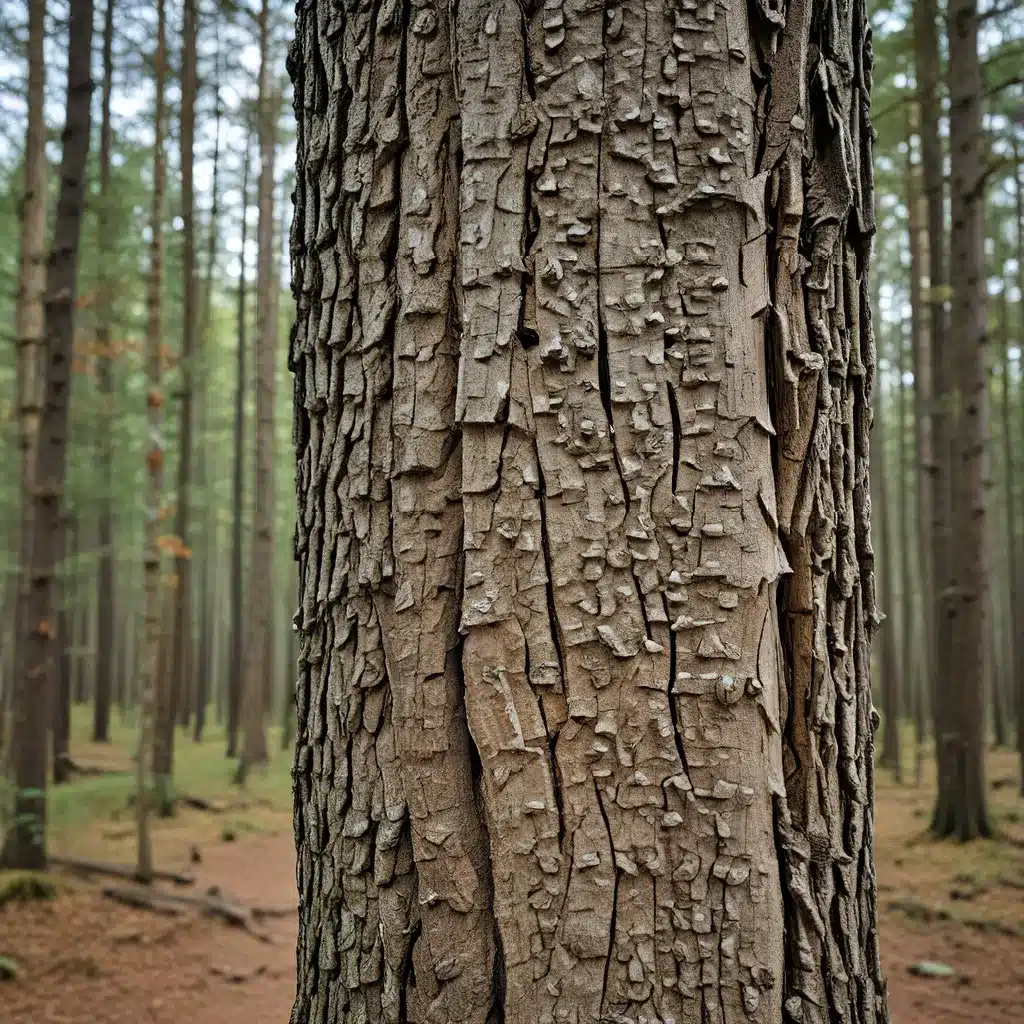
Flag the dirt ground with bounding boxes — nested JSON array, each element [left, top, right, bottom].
[[2, 751, 1024, 1023]]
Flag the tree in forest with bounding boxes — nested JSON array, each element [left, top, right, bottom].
[[3, 0, 47, 757], [227, 120, 252, 760], [136, 0, 168, 881], [932, 0, 991, 839], [154, 0, 200, 815], [914, 0, 950, 813], [193, 23, 223, 745], [1016, 142, 1024, 797], [94, 0, 117, 746], [235, 0, 275, 784], [874, 321, 901, 782], [288, 0, 888, 1020], [3, 0, 93, 871]]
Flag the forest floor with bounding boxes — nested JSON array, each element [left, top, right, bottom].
[[2, 717, 1024, 1023]]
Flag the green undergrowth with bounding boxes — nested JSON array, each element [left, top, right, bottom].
[[46, 706, 292, 845], [0, 870, 60, 907]]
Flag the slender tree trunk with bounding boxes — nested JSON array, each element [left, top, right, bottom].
[[236, 0, 274, 784], [2, 0, 93, 872], [94, 0, 117, 744], [4, 0, 48, 760], [877, 325, 901, 780], [194, 32, 222, 745], [1014, 137, 1024, 795], [907, 149, 931, 786], [227, 123, 252, 761], [154, 0, 199, 812], [288, 1, 888, 1019], [917, 0, 955, 828], [897, 317, 913, 781], [136, 0, 168, 882], [935, 0, 990, 839], [999, 277, 1018, 754]]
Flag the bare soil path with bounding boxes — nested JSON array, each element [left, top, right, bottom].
[[1, 833, 296, 1024]]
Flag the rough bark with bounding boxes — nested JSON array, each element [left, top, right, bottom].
[[94, 0, 117, 745], [137, 0, 168, 881], [3, 0, 93, 872], [227, 123, 252, 761], [933, 0, 990, 839], [236, 0, 275, 783], [875, 330, 899, 781], [4, 0, 48, 758], [289, 1, 887, 1021]]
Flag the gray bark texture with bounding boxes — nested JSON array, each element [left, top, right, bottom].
[[288, 1, 886, 1021]]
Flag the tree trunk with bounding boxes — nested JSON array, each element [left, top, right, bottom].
[[998, 275, 1017, 751], [154, 0, 199, 812], [137, 0, 168, 882], [906, 149, 931, 786], [1014, 136, 1024, 796], [287, 1, 888, 1020], [236, 1, 275, 784], [916, 0, 956, 829], [3, 0, 93, 872], [94, 0, 117, 745], [897, 317, 912, 780], [194, 28, 222, 746], [227, 122, 252, 761], [876, 327, 900, 781], [934, 0, 990, 839], [3, 0, 47, 760]]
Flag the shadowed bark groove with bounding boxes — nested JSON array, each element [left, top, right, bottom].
[[289, 0, 887, 1021]]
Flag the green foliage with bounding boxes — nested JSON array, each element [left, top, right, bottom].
[[0, 871, 58, 907]]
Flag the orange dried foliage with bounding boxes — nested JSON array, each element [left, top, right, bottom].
[[156, 535, 191, 559]]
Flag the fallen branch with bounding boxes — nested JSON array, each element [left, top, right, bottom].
[[210, 962, 268, 984], [55, 755, 129, 777], [179, 794, 228, 813], [102, 885, 184, 917], [50, 855, 195, 887], [100, 883, 272, 942]]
